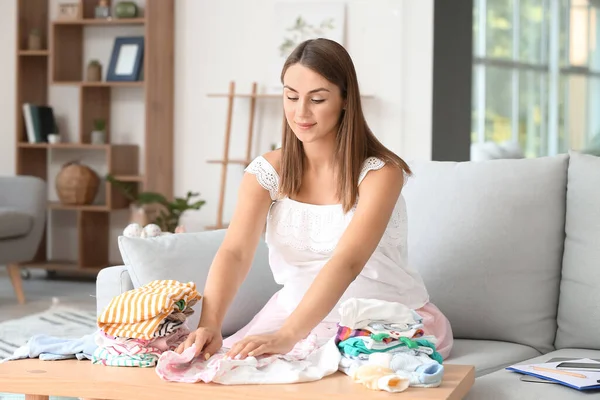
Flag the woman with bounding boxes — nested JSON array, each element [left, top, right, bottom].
[[176, 38, 453, 361]]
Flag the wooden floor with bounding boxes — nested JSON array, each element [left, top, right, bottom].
[[0, 267, 96, 322]]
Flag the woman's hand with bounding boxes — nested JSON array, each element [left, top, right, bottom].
[[175, 326, 223, 359], [225, 330, 300, 360]]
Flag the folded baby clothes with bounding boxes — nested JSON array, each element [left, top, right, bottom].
[[334, 325, 395, 345], [155, 334, 341, 385], [95, 325, 189, 357], [338, 336, 443, 363], [97, 280, 201, 340], [0, 332, 98, 363], [349, 364, 410, 393], [91, 347, 159, 367], [338, 298, 419, 330], [339, 351, 444, 389]]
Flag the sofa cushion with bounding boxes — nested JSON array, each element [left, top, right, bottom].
[[0, 208, 33, 240], [556, 152, 600, 350], [117, 230, 281, 336], [446, 339, 541, 377], [465, 348, 600, 399], [403, 155, 569, 354]]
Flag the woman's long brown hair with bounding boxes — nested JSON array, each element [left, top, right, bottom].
[[279, 38, 412, 213]]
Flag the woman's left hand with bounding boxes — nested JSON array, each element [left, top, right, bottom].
[[225, 331, 299, 360]]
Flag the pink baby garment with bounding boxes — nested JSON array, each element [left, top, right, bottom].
[[155, 334, 341, 385]]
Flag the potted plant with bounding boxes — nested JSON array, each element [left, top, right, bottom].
[[91, 119, 106, 144], [28, 28, 42, 51], [87, 59, 102, 82], [106, 174, 206, 232]]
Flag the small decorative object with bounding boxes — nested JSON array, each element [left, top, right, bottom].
[[94, 0, 111, 19], [55, 161, 100, 205], [91, 119, 106, 144], [122, 222, 182, 238], [115, 1, 138, 18], [27, 29, 42, 51], [123, 222, 143, 238], [86, 60, 102, 82], [107, 174, 205, 233], [106, 36, 144, 81], [48, 133, 60, 144], [58, 2, 80, 20]]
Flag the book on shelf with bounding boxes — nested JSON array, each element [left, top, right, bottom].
[[22, 103, 57, 143]]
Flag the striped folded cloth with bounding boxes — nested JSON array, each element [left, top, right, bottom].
[[97, 280, 201, 340]]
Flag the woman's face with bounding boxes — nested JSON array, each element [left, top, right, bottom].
[[282, 63, 344, 144]]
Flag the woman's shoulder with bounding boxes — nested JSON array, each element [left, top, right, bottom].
[[246, 150, 282, 176], [260, 149, 282, 176], [358, 156, 403, 186]]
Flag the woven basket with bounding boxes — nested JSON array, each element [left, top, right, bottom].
[[55, 161, 100, 205]]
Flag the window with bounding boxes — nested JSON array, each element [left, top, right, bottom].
[[472, 0, 600, 158]]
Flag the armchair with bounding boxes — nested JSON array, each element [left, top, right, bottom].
[[0, 175, 47, 304]]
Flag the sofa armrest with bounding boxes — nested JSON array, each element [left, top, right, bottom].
[[95, 265, 134, 317]]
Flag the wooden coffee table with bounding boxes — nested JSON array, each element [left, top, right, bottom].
[[0, 359, 474, 399]]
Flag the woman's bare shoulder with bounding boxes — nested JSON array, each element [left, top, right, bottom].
[[260, 149, 282, 175]]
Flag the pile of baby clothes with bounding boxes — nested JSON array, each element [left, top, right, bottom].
[[335, 298, 444, 393], [92, 279, 200, 368]]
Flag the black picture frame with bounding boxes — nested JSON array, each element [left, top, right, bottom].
[[106, 36, 144, 81]]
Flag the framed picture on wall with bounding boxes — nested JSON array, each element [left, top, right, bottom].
[[106, 36, 144, 81]]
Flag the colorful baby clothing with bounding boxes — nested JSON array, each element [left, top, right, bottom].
[[153, 320, 185, 338], [156, 334, 341, 385], [334, 326, 395, 346], [339, 351, 444, 389], [338, 298, 421, 330], [91, 347, 159, 368], [95, 325, 189, 357], [97, 280, 201, 340]]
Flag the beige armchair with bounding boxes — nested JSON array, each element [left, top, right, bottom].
[[0, 175, 47, 303]]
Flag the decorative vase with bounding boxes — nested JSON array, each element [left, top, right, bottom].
[[55, 161, 100, 205], [115, 1, 138, 18], [91, 130, 106, 144], [28, 31, 41, 50], [86, 61, 102, 82], [95, 0, 111, 18]]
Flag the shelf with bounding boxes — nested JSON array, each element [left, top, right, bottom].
[[52, 81, 144, 87], [48, 202, 111, 212], [19, 50, 49, 56], [207, 93, 281, 98], [113, 175, 144, 182], [18, 260, 105, 274], [53, 18, 145, 26], [18, 142, 137, 150], [207, 93, 375, 99], [207, 159, 249, 165]]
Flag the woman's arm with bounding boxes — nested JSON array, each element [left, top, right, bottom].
[[225, 164, 404, 359], [278, 164, 404, 339], [197, 159, 276, 330]]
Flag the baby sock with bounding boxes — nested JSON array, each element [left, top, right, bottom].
[[351, 364, 409, 393], [390, 352, 444, 387]]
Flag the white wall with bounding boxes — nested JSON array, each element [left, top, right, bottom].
[[0, 0, 433, 259], [175, 0, 434, 231]]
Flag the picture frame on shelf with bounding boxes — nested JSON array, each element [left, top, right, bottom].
[[106, 36, 144, 82]]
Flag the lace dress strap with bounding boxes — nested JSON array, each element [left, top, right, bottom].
[[245, 156, 280, 200], [358, 157, 386, 186]]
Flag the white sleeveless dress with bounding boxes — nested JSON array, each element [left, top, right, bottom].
[[222, 156, 453, 359]]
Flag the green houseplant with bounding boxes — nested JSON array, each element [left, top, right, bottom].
[[106, 174, 205, 232]]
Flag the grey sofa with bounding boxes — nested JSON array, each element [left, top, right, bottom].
[[0, 175, 47, 304], [96, 151, 600, 399]]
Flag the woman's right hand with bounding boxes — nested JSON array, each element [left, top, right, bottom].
[[175, 326, 223, 359]]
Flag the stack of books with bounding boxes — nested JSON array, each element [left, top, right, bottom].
[[22, 103, 57, 143]]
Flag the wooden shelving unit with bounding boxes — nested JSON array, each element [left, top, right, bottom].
[[15, 0, 174, 274]]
